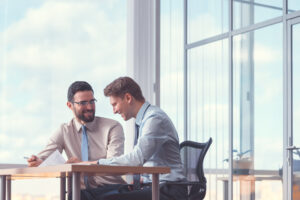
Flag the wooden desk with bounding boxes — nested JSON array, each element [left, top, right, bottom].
[[0, 164, 170, 200]]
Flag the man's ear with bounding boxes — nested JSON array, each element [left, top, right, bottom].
[[67, 101, 73, 109], [124, 93, 133, 103]]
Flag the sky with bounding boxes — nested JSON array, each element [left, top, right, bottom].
[[0, 0, 127, 198], [162, 0, 285, 169], [0, 0, 299, 199], [0, 0, 127, 162], [160, 1, 297, 199]]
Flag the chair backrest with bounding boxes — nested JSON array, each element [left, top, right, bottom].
[[180, 137, 212, 198]]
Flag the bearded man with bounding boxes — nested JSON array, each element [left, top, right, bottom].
[[27, 81, 126, 198]]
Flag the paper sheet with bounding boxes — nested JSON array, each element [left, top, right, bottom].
[[39, 150, 66, 167]]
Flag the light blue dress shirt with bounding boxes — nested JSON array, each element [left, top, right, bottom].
[[98, 102, 186, 183]]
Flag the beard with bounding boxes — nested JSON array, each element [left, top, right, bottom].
[[75, 109, 95, 123]]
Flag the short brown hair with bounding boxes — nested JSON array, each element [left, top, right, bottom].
[[67, 81, 94, 102], [104, 76, 145, 101]]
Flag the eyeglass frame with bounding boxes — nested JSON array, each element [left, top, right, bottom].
[[72, 99, 97, 106]]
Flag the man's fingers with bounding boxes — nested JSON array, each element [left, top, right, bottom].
[[27, 156, 42, 167], [28, 161, 39, 167], [28, 155, 37, 162], [66, 157, 81, 163]]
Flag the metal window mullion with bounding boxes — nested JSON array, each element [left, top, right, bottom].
[[286, 10, 300, 20], [285, 13, 300, 200], [281, 1, 300, 200], [231, 16, 282, 36], [186, 32, 229, 49], [185, 17, 285, 52], [234, 0, 292, 12], [229, 0, 233, 200], [185, 17, 282, 51], [286, 18, 293, 200], [183, 0, 187, 142], [282, 1, 289, 199], [155, 0, 160, 107]]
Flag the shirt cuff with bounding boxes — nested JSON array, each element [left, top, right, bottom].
[[98, 158, 113, 165]]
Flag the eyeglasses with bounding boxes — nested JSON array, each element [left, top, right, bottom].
[[72, 99, 97, 106]]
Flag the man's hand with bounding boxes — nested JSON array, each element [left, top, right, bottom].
[[130, 177, 144, 184], [27, 155, 42, 167], [66, 157, 81, 163]]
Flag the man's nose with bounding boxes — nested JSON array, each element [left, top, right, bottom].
[[113, 107, 117, 114], [86, 103, 94, 109]]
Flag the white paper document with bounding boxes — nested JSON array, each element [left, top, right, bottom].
[[39, 150, 66, 167]]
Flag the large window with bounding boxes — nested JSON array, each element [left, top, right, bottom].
[[160, 0, 184, 141], [187, 0, 228, 42], [233, 1, 282, 29], [0, 0, 126, 199], [188, 39, 229, 199], [289, 0, 300, 12], [160, 0, 300, 200], [233, 23, 283, 199]]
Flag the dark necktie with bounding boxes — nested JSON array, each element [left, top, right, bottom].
[[134, 124, 140, 145], [81, 125, 89, 188], [133, 124, 141, 190]]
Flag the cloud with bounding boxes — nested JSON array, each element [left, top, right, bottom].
[[0, 150, 11, 160], [255, 76, 282, 104], [0, 132, 9, 144], [30, 135, 49, 146], [0, 0, 127, 165], [254, 136, 283, 169], [254, 43, 281, 64], [12, 137, 25, 148], [187, 12, 227, 43], [295, 106, 300, 122], [0, 1, 126, 72], [233, 38, 281, 66]]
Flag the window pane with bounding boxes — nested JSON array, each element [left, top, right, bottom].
[[288, 0, 300, 13], [187, 0, 228, 43], [233, 0, 282, 30], [293, 23, 300, 161], [0, 0, 126, 198], [188, 39, 229, 199], [161, 0, 184, 142], [292, 23, 300, 198], [233, 23, 283, 199]]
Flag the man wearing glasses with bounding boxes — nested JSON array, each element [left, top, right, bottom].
[[27, 81, 126, 198]]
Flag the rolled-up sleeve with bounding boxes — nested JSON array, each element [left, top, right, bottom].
[[37, 127, 64, 160], [106, 122, 125, 158]]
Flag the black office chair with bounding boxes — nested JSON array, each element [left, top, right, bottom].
[[169, 137, 212, 200]]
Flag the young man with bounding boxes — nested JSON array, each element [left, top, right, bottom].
[[27, 81, 126, 198], [81, 77, 187, 200]]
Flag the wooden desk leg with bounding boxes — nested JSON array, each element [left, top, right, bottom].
[[6, 177, 11, 200], [0, 176, 6, 200], [60, 176, 66, 200], [67, 174, 72, 199], [152, 174, 159, 200], [72, 172, 80, 200]]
